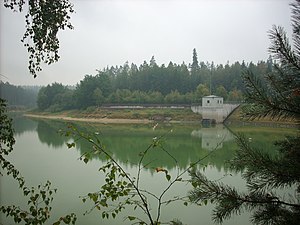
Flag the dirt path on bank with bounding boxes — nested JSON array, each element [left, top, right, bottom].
[[25, 114, 152, 124]]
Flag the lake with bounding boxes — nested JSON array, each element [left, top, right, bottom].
[[0, 115, 296, 225]]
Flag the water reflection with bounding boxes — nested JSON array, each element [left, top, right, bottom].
[[12, 117, 294, 173], [11, 114, 38, 135], [191, 125, 234, 150], [6, 116, 296, 225], [37, 120, 70, 148], [14, 118, 236, 171]]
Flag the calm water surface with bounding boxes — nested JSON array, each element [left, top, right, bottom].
[[1, 115, 296, 225]]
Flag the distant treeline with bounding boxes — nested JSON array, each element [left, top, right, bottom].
[[0, 82, 40, 108], [37, 49, 273, 111]]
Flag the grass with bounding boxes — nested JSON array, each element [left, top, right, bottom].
[[31, 107, 202, 122], [83, 107, 202, 121]]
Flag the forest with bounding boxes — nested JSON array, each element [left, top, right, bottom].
[[0, 82, 40, 109], [36, 49, 273, 111], [1, 49, 273, 112]]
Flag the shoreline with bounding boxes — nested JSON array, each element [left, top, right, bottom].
[[25, 113, 154, 124], [24, 112, 298, 128]]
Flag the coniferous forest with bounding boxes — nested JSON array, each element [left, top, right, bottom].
[[1, 49, 273, 112], [30, 50, 272, 111]]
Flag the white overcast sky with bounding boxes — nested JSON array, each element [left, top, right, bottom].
[[0, 0, 293, 86]]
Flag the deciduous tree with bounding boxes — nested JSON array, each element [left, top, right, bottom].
[[4, 0, 74, 77]]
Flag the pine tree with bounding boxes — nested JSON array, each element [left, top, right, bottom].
[[188, 1, 300, 224], [191, 48, 199, 68], [191, 48, 200, 76]]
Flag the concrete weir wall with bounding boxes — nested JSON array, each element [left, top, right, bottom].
[[191, 104, 240, 123]]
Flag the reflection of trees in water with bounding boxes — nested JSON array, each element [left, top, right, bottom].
[[36, 120, 70, 148], [19, 118, 289, 172], [26, 119, 237, 170], [34, 120, 237, 171], [12, 117, 295, 175], [12, 114, 38, 135]]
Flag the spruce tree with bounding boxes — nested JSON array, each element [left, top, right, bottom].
[[188, 1, 300, 224], [191, 48, 200, 76]]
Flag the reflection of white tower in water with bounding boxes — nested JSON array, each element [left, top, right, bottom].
[[191, 125, 234, 150]]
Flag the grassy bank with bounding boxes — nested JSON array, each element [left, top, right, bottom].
[[28, 105, 298, 126], [28, 107, 202, 122]]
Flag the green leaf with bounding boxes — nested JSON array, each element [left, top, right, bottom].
[[192, 182, 198, 188], [66, 142, 75, 149], [184, 201, 188, 206], [92, 194, 98, 202], [63, 215, 71, 223], [83, 157, 89, 164], [20, 212, 27, 218], [128, 216, 136, 221], [100, 199, 108, 207], [166, 174, 171, 181]]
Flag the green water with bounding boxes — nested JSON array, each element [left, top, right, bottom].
[[0, 115, 296, 225]]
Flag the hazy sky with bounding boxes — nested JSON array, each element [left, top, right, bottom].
[[0, 0, 293, 86]]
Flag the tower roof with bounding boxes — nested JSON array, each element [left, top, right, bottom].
[[203, 95, 222, 98]]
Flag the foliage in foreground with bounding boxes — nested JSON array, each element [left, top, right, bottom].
[[188, 1, 300, 224], [4, 0, 74, 77], [0, 98, 77, 224], [61, 123, 214, 225], [189, 134, 300, 224]]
